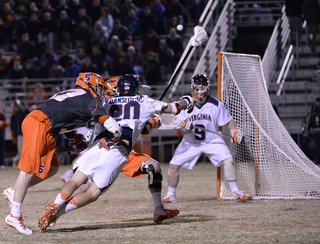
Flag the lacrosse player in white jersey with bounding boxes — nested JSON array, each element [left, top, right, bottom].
[[162, 74, 250, 203], [38, 74, 194, 231]]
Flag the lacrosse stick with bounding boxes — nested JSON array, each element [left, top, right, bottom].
[[159, 26, 208, 101]]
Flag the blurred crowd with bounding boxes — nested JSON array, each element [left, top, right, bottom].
[[0, 0, 207, 86]]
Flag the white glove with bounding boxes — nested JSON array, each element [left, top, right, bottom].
[[181, 119, 193, 132], [103, 117, 122, 141], [180, 95, 194, 113], [231, 127, 243, 144]]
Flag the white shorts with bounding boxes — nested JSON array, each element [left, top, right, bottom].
[[73, 142, 129, 193], [170, 138, 232, 170]]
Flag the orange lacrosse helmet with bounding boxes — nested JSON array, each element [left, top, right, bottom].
[[104, 76, 120, 99], [76, 72, 105, 100]]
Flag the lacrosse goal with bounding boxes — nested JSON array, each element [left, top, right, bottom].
[[217, 52, 320, 200]]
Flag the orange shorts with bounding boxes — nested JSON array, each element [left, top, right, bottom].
[[121, 152, 151, 178], [18, 110, 59, 179]]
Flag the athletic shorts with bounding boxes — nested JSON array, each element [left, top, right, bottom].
[[170, 139, 232, 170], [121, 151, 151, 178], [18, 110, 59, 179]]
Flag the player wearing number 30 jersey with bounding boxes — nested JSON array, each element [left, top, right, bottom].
[[162, 74, 250, 204], [3, 72, 121, 235]]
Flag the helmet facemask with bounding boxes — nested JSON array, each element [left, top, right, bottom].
[[191, 74, 210, 100]]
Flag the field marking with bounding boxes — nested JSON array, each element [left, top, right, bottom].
[[202, 221, 320, 228]]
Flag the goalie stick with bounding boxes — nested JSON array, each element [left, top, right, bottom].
[[194, 125, 233, 140], [159, 26, 208, 101]]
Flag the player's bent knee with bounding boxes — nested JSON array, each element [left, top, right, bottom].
[[223, 157, 236, 181], [168, 168, 179, 178], [145, 159, 161, 173]]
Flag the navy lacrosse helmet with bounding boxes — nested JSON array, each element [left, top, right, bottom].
[[117, 74, 140, 96], [191, 74, 210, 99]]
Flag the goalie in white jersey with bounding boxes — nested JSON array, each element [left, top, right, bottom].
[[38, 74, 194, 231], [162, 74, 250, 203]]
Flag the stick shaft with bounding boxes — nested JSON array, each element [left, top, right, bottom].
[[159, 46, 194, 101]]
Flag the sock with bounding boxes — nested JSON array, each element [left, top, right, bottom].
[[65, 198, 78, 213], [229, 181, 238, 192], [168, 186, 176, 195], [54, 191, 69, 207], [11, 201, 22, 217], [151, 192, 163, 209], [64, 169, 73, 178]]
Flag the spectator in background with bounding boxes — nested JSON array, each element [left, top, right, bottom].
[[27, 82, 48, 107], [56, 0, 71, 17], [99, 7, 114, 36], [15, 4, 28, 22], [108, 0, 120, 20], [0, 105, 8, 169], [59, 47, 73, 68], [39, 12, 56, 48], [285, 0, 304, 45], [166, 27, 184, 64], [91, 20, 110, 55], [165, 0, 186, 31], [69, 0, 84, 23], [111, 53, 134, 76], [110, 19, 128, 42], [98, 60, 112, 80], [90, 44, 104, 70], [25, 12, 41, 45], [23, 59, 39, 79], [187, 0, 205, 24], [141, 28, 160, 65], [308, 97, 320, 164], [123, 8, 141, 36], [81, 55, 98, 73], [122, 34, 134, 52], [54, 10, 74, 50], [150, 0, 166, 34], [126, 45, 143, 79], [120, 0, 139, 20], [49, 60, 65, 84], [64, 58, 81, 77], [158, 40, 175, 74], [34, 33, 49, 61], [18, 32, 35, 64], [28, 1, 40, 17], [139, 6, 157, 38], [38, 58, 50, 79], [74, 20, 92, 53], [76, 6, 92, 31], [10, 100, 30, 168], [40, 45, 58, 68], [108, 35, 123, 59], [303, 0, 320, 52], [74, 47, 86, 67], [39, 0, 56, 21], [4, 13, 26, 51], [0, 50, 8, 79], [87, 0, 102, 24], [8, 56, 24, 93], [144, 51, 163, 85]]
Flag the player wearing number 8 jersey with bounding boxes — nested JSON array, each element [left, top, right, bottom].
[[3, 72, 122, 235], [162, 74, 250, 203]]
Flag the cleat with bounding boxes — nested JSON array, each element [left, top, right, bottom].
[[60, 175, 70, 184], [45, 204, 59, 227], [5, 214, 32, 235], [162, 194, 177, 203], [2, 187, 15, 208], [233, 190, 250, 202], [38, 204, 59, 232], [154, 207, 180, 223]]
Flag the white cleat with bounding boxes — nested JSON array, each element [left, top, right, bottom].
[[162, 193, 177, 203], [232, 190, 250, 202], [5, 214, 33, 235], [2, 187, 15, 208]]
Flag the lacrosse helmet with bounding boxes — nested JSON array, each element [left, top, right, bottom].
[[117, 74, 140, 96], [105, 76, 119, 99], [191, 74, 210, 99], [76, 72, 105, 100]]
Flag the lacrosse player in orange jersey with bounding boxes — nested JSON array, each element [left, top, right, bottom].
[[2, 72, 122, 235], [38, 74, 195, 231]]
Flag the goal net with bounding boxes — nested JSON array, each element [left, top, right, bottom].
[[218, 52, 320, 200]]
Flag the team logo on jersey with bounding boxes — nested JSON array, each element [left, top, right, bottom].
[[189, 114, 212, 122]]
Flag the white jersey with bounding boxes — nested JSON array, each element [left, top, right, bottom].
[[170, 96, 233, 170], [177, 96, 232, 143], [73, 94, 168, 191]]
